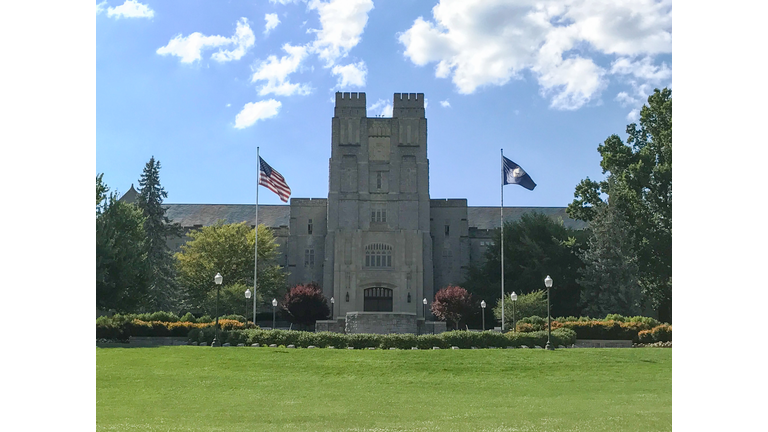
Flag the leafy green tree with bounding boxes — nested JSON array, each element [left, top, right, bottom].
[[567, 88, 672, 322], [96, 176, 149, 312], [175, 222, 286, 314], [463, 212, 587, 319], [577, 204, 643, 317], [493, 290, 547, 329], [136, 157, 184, 311]]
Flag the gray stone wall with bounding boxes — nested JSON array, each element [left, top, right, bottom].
[[345, 312, 417, 334], [430, 199, 470, 294]]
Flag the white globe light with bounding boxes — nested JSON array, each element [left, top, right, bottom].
[[510, 292, 517, 301], [545, 275, 553, 288], [272, 298, 278, 307], [245, 289, 251, 299], [480, 300, 486, 308], [214, 273, 223, 285]]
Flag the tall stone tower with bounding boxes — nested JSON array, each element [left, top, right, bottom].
[[323, 92, 434, 330]]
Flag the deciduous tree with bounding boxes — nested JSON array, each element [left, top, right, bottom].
[[431, 285, 473, 330], [281, 283, 330, 329], [567, 88, 672, 322]]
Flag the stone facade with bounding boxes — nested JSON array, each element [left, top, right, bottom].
[[120, 92, 588, 334]]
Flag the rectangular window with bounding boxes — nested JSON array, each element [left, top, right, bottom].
[[371, 203, 387, 222], [376, 172, 382, 189], [304, 249, 315, 268], [308, 219, 313, 235], [445, 222, 450, 236]]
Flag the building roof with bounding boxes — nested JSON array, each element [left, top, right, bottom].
[[159, 203, 587, 230], [467, 207, 588, 231]]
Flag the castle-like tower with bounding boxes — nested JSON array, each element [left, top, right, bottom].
[[322, 92, 433, 322]]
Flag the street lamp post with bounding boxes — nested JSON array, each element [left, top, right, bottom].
[[272, 298, 277, 330], [544, 275, 554, 350], [245, 289, 251, 324], [481, 300, 486, 331], [212, 273, 223, 347], [510, 291, 517, 332], [422, 298, 428, 320], [330, 296, 334, 319]]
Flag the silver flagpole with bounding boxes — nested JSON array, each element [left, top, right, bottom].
[[253, 147, 259, 325], [501, 149, 505, 332]]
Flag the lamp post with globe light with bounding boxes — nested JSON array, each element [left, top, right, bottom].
[[272, 298, 278, 329], [510, 291, 518, 332], [481, 300, 486, 331], [212, 273, 223, 347], [245, 289, 251, 324], [422, 298, 428, 320], [545, 275, 554, 350], [330, 296, 334, 319]]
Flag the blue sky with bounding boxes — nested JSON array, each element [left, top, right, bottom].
[[96, 0, 672, 207]]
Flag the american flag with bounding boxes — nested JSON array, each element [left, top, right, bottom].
[[259, 156, 291, 203]]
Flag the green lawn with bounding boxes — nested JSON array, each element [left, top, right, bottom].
[[97, 346, 671, 432]]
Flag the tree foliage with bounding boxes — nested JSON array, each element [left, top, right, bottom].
[[567, 88, 672, 322], [578, 205, 643, 317], [462, 212, 587, 318], [431, 285, 473, 330], [175, 222, 286, 313], [281, 283, 330, 329], [136, 157, 184, 311], [493, 290, 547, 329], [96, 175, 149, 312]]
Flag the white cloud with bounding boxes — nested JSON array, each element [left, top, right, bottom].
[[307, 0, 374, 67], [226, 103, 231, 107], [398, 0, 672, 110], [264, 13, 280, 35], [611, 56, 671, 118], [251, 44, 312, 96], [157, 18, 255, 63], [368, 99, 393, 117], [270, 0, 301, 4], [615, 91, 637, 107], [107, 0, 154, 19], [234, 100, 282, 129], [96, 1, 107, 15], [440, 100, 451, 108], [332, 62, 367, 88]]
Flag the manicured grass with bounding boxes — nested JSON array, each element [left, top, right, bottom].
[[97, 346, 671, 432]]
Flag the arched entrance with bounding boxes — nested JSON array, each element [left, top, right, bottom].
[[364, 287, 393, 312]]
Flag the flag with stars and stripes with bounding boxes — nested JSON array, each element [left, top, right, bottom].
[[259, 156, 291, 202]]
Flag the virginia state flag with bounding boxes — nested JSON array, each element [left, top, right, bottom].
[[503, 156, 536, 191]]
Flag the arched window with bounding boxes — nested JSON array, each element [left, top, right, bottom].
[[365, 243, 392, 268]]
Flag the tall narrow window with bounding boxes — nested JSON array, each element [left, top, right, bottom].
[[376, 172, 382, 189], [445, 220, 450, 236], [308, 218, 313, 235], [371, 203, 386, 222], [304, 248, 315, 268]]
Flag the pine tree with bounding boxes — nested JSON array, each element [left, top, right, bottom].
[[577, 204, 642, 318], [136, 157, 184, 311]]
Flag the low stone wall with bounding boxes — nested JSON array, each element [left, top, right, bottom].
[[575, 339, 633, 348], [418, 320, 446, 335], [345, 312, 417, 334], [315, 319, 345, 333]]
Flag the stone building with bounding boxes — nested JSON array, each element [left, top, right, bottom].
[[122, 92, 586, 334]]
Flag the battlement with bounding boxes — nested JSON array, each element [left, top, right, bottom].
[[393, 93, 425, 118], [335, 92, 367, 117], [335, 92, 366, 107]]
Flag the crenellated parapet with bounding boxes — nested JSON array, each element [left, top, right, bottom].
[[335, 92, 367, 117], [393, 93, 425, 118]]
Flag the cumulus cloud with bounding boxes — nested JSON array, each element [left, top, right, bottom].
[[96, 1, 107, 14], [332, 62, 367, 88], [611, 56, 671, 118], [264, 13, 280, 35], [368, 99, 393, 117], [398, 0, 672, 110], [157, 18, 255, 63], [106, 0, 155, 19], [307, 0, 374, 67], [251, 44, 312, 96], [270, 0, 301, 4], [440, 100, 451, 108], [234, 100, 282, 129]]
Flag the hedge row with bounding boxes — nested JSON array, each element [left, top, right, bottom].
[[96, 318, 256, 340], [638, 325, 672, 343], [514, 316, 670, 343], [97, 312, 247, 325], [187, 328, 578, 349]]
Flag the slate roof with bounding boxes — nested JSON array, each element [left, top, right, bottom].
[[467, 206, 588, 231], [163, 204, 290, 228], [161, 203, 587, 230]]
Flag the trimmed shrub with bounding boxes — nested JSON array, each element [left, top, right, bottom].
[[626, 316, 661, 328], [179, 312, 196, 322], [195, 315, 213, 324], [416, 334, 449, 350], [347, 333, 382, 349], [379, 333, 419, 350], [220, 314, 246, 323], [651, 324, 672, 342], [604, 314, 626, 322]]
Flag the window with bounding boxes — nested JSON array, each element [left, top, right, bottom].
[[364, 243, 392, 268], [376, 172, 382, 189], [371, 203, 386, 223], [304, 248, 315, 268], [364, 287, 393, 312], [308, 218, 313, 235], [445, 220, 450, 236]]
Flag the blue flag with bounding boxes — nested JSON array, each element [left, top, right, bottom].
[[503, 156, 536, 191]]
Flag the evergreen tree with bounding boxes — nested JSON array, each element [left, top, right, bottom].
[[136, 157, 184, 311], [577, 204, 642, 318], [96, 176, 149, 312], [568, 88, 672, 322]]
